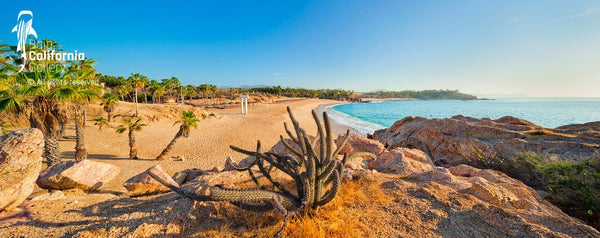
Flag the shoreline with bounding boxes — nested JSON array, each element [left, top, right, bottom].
[[314, 102, 361, 136]]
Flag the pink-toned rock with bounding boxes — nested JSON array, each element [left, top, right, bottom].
[[373, 116, 600, 165], [37, 160, 120, 191], [124, 165, 178, 196], [368, 147, 433, 175], [337, 133, 386, 156], [389, 163, 600, 237], [0, 129, 44, 211]]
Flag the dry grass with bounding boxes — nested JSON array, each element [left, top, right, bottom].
[[198, 177, 393, 237], [284, 179, 391, 238]]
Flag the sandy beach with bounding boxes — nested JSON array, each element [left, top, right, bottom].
[[54, 98, 341, 193]]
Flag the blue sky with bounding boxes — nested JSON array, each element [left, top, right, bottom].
[[1, 1, 599, 97]]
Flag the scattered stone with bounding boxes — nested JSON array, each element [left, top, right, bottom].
[[210, 166, 223, 172], [223, 157, 237, 171], [37, 160, 120, 191], [124, 165, 178, 196], [172, 172, 188, 185], [31, 191, 65, 201], [0, 129, 44, 211], [237, 156, 256, 168]]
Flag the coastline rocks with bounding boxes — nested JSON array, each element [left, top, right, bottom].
[[368, 147, 433, 174], [393, 164, 600, 237], [337, 133, 386, 156], [37, 160, 120, 191], [124, 165, 178, 196], [0, 129, 44, 211], [373, 115, 600, 165]]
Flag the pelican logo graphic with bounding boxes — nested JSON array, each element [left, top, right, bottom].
[[12, 10, 37, 73]]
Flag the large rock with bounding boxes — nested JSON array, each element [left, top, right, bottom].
[[37, 160, 120, 191], [368, 147, 433, 174], [391, 164, 600, 237], [124, 165, 178, 196], [373, 115, 600, 165], [336, 133, 386, 156], [0, 129, 44, 211]]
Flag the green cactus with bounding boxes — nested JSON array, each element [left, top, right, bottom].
[[149, 107, 375, 237]]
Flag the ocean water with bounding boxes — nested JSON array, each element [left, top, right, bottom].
[[325, 98, 600, 135]]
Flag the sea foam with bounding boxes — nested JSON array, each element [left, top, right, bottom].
[[324, 105, 386, 135]]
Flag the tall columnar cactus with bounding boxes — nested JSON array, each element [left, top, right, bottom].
[[149, 107, 375, 236]]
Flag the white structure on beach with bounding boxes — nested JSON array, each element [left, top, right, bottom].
[[240, 95, 249, 115]]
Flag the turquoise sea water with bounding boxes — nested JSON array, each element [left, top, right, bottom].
[[325, 98, 600, 135]]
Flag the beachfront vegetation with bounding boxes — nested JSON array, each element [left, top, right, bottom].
[[93, 117, 108, 130], [0, 39, 101, 165], [363, 89, 478, 100], [150, 107, 375, 237], [102, 93, 119, 122], [156, 111, 200, 160], [115, 117, 146, 160], [463, 151, 600, 227]]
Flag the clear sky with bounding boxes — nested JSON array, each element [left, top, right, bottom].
[[2, 1, 599, 97]]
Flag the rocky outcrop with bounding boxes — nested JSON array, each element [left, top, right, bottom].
[[375, 163, 599, 237], [124, 165, 179, 196], [0, 129, 44, 211], [373, 115, 600, 165], [368, 147, 433, 174], [37, 160, 120, 191], [336, 133, 386, 156]]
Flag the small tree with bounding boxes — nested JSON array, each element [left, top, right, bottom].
[[93, 117, 108, 130], [102, 93, 119, 122], [115, 117, 146, 159], [156, 111, 199, 160]]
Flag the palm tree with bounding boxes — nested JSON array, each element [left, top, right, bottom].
[[102, 93, 119, 122], [115, 117, 146, 159], [156, 111, 200, 160], [128, 73, 148, 117], [53, 86, 101, 160], [93, 117, 108, 130]]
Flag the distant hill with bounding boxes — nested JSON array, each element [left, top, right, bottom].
[[361, 89, 478, 100]]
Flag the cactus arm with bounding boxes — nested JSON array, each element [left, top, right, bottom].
[[230, 201, 274, 212], [318, 160, 338, 181], [287, 107, 307, 155], [316, 170, 341, 207], [148, 170, 213, 201], [331, 129, 351, 157], [283, 122, 298, 144], [323, 111, 334, 164], [279, 135, 303, 158], [255, 155, 294, 196], [311, 110, 326, 164]]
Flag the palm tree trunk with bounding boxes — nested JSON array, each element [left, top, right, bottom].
[[82, 109, 87, 127], [156, 129, 181, 160], [135, 88, 139, 117], [107, 110, 113, 122], [128, 129, 137, 159], [144, 91, 148, 104], [74, 107, 87, 160], [45, 135, 61, 165]]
